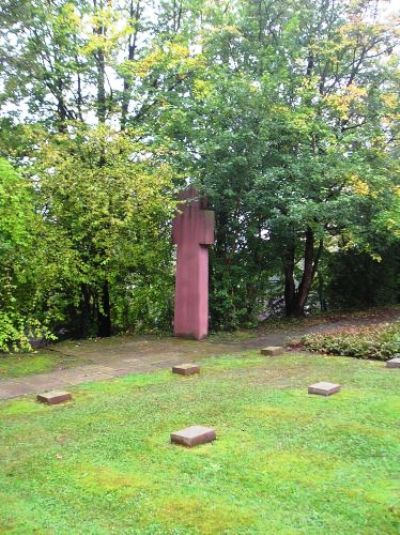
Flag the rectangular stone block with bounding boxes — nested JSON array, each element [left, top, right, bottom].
[[172, 363, 200, 376], [386, 358, 400, 368], [308, 382, 341, 396], [37, 390, 72, 405], [260, 346, 284, 356], [171, 425, 216, 447]]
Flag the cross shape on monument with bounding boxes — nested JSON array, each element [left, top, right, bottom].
[[172, 186, 215, 339]]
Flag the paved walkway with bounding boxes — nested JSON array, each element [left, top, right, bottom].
[[0, 314, 397, 400]]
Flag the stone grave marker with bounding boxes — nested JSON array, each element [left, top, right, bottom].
[[172, 363, 200, 376], [260, 346, 284, 356], [308, 382, 341, 396], [37, 390, 72, 405], [171, 425, 216, 447]]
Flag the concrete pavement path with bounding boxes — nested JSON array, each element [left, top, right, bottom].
[[1, 313, 397, 401]]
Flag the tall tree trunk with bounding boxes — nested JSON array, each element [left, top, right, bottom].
[[121, 0, 141, 130], [283, 227, 296, 316], [283, 228, 323, 317], [92, 0, 112, 337], [76, 284, 93, 338], [284, 245, 296, 317], [98, 281, 112, 337], [93, 0, 107, 124], [95, 50, 106, 123], [55, 77, 69, 132], [293, 226, 315, 316]]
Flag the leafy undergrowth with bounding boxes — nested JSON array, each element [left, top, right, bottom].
[[0, 352, 399, 534], [0, 350, 86, 379], [299, 322, 400, 360]]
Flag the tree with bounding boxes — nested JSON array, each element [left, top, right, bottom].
[[0, 159, 48, 350], [31, 124, 176, 337], [181, 0, 400, 321], [0, 0, 399, 341], [0, 0, 188, 338]]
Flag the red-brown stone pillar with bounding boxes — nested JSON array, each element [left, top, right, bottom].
[[172, 187, 215, 339]]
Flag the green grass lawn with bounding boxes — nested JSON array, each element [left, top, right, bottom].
[[1, 352, 399, 534], [0, 350, 86, 379]]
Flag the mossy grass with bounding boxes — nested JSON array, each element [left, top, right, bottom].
[[0, 350, 86, 379], [1, 352, 399, 534]]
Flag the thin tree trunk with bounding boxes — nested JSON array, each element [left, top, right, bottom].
[[98, 281, 112, 337], [293, 227, 315, 316], [78, 284, 93, 338], [284, 229, 324, 317], [121, 0, 141, 129], [93, 0, 107, 123], [284, 240, 296, 317], [92, 0, 112, 337]]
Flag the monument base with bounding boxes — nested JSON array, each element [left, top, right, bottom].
[[173, 332, 208, 341]]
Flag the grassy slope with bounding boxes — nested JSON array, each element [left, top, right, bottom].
[[0, 352, 399, 534]]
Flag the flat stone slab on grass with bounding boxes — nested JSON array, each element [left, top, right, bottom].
[[171, 425, 216, 447], [386, 358, 400, 368], [308, 382, 341, 396], [260, 346, 284, 356], [37, 391, 72, 405], [172, 363, 200, 376]]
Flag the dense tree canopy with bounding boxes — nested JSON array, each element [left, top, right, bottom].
[[0, 0, 399, 347], [188, 0, 400, 325]]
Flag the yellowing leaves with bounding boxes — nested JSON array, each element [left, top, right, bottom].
[[325, 85, 368, 120], [127, 44, 203, 80], [382, 93, 398, 109], [349, 174, 370, 196], [385, 218, 400, 237], [193, 79, 213, 100], [370, 252, 383, 262], [132, 50, 164, 78], [80, 7, 126, 57], [56, 2, 81, 29], [381, 92, 400, 123]]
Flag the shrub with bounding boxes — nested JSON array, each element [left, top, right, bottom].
[[0, 312, 55, 353], [300, 322, 400, 360]]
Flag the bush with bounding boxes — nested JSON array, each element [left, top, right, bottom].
[[300, 322, 400, 360], [0, 312, 55, 353]]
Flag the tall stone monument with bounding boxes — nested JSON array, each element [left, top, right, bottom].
[[172, 186, 215, 339]]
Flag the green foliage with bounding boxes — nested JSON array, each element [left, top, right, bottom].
[[0, 158, 53, 351], [32, 124, 176, 337], [0, 0, 186, 340], [0, 158, 32, 252], [325, 247, 400, 309], [185, 0, 400, 322], [0, 0, 400, 339], [301, 322, 400, 360], [0, 313, 31, 353]]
